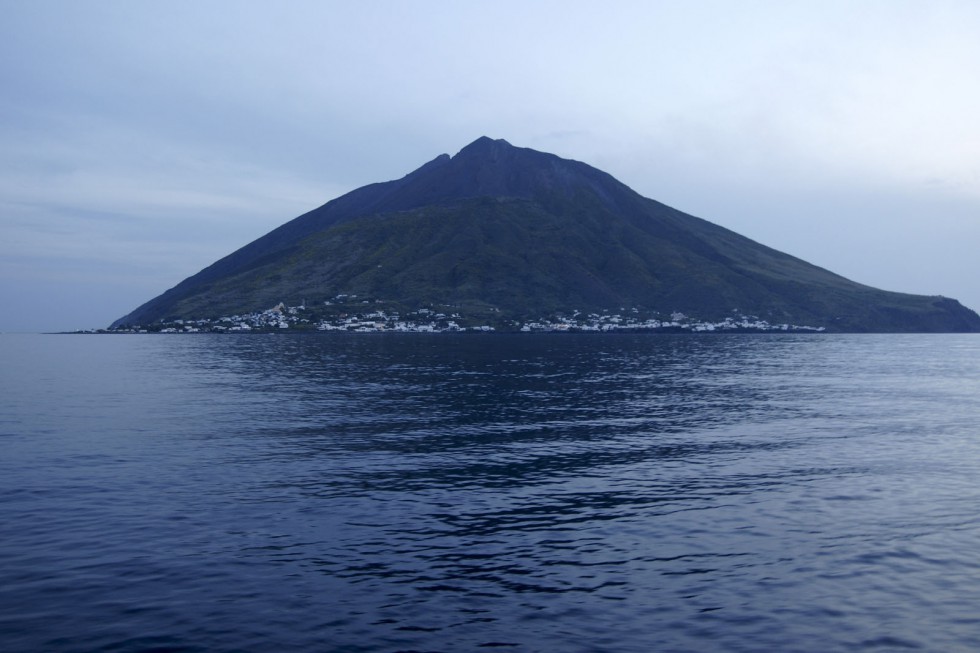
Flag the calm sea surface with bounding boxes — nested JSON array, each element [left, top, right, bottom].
[[2, 333, 980, 653]]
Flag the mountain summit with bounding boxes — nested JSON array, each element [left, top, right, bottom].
[[112, 137, 980, 332]]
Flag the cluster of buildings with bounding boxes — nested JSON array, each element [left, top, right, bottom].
[[109, 300, 824, 334], [518, 310, 825, 333], [313, 307, 483, 333], [110, 303, 495, 334]]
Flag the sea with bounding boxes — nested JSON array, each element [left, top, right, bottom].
[[1, 332, 979, 653]]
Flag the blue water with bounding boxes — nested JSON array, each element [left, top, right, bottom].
[[2, 333, 980, 652]]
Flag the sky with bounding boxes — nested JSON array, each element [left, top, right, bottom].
[[2, 0, 979, 332]]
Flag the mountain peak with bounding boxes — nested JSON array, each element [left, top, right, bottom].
[[453, 136, 515, 161], [457, 135, 510, 150]]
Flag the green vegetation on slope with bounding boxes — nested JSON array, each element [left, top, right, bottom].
[[158, 195, 977, 332], [112, 137, 980, 333]]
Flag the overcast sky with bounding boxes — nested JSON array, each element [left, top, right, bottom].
[[2, 0, 979, 331]]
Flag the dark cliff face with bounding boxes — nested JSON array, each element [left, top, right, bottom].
[[111, 137, 980, 332]]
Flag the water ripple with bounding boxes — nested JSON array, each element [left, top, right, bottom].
[[2, 333, 980, 652]]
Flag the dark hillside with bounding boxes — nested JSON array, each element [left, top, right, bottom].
[[112, 138, 980, 332]]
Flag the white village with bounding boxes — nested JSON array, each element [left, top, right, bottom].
[[103, 295, 826, 334]]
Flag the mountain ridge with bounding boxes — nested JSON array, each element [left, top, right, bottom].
[[111, 137, 980, 332]]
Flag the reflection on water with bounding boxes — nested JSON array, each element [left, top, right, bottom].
[[2, 333, 980, 652]]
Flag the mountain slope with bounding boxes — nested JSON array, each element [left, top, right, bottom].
[[112, 137, 980, 332]]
